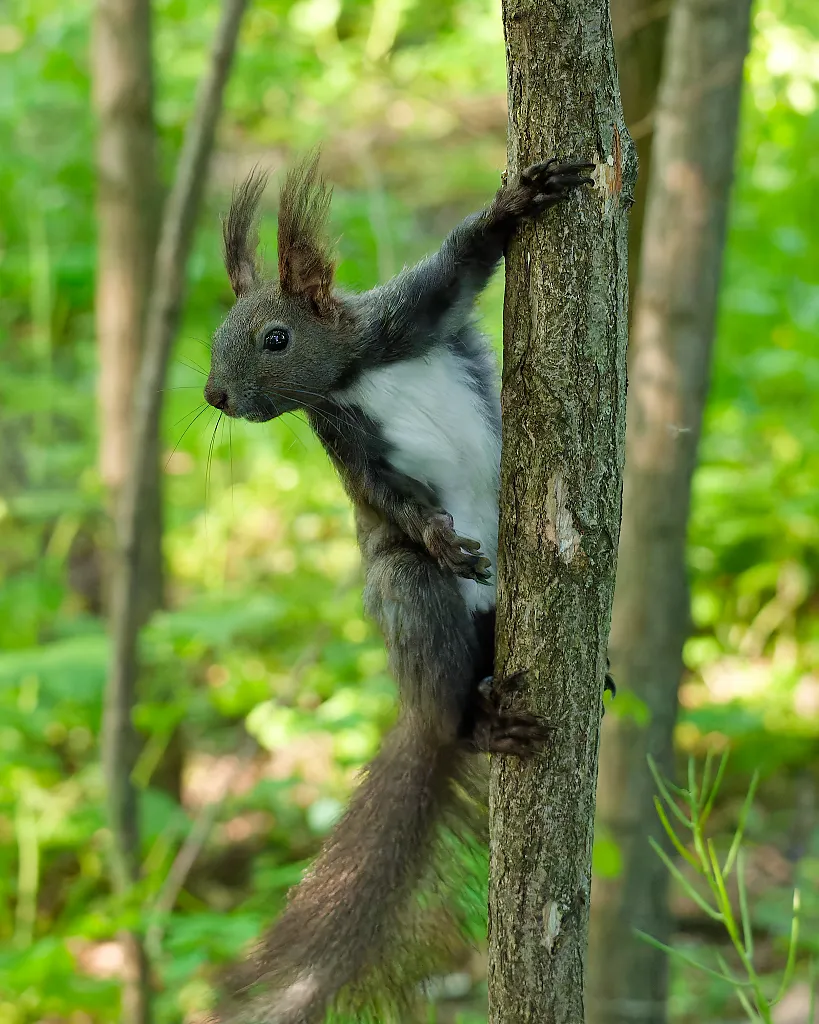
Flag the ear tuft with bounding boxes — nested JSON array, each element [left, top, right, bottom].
[[277, 150, 338, 318], [222, 167, 268, 297]]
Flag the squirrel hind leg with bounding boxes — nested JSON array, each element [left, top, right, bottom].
[[463, 674, 552, 757]]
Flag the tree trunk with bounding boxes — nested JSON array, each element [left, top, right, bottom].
[[101, 1, 249, 1020], [488, 2, 634, 1021], [609, 0, 669, 311], [93, 0, 163, 619], [586, 1, 752, 1022], [586, 0, 668, 1018], [92, 4, 159, 1019]]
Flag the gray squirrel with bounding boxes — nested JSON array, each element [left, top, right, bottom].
[[204, 152, 609, 1023]]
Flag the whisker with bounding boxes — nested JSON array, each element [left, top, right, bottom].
[[171, 403, 207, 430], [288, 389, 370, 438], [283, 389, 382, 445], [262, 393, 307, 451], [203, 410, 222, 546], [298, 397, 382, 449], [166, 404, 210, 469], [219, 414, 228, 475], [176, 356, 207, 377], [205, 410, 222, 512], [185, 335, 213, 353], [199, 408, 217, 545], [283, 411, 310, 453], [229, 418, 235, 518]]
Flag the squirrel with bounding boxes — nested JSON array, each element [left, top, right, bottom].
[[204, 151, 608, 1023]]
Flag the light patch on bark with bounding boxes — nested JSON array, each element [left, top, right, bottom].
[[544, 472, 581, 563], [542, 901, 563, 954], [592, 157, 614, 195], [593, 124, 624, 206]]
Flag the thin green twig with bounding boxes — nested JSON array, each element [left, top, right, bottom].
[[640, 754, 802, 1024]]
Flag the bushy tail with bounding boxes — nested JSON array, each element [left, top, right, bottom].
[[217, 716, 482, 1024]]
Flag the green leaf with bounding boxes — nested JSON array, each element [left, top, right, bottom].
[[737, 850, 754, 964], [634, 930, 751, 987], [647, 755, 692, 829], [772, 888, 801, 1005], [653, 797, 701, 871], [724, 770, 760, 876], [648, 837, 722, 921], [701, 750, 730, 824]]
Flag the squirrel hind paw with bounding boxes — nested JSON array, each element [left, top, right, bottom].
[[468, 677, 550, 756], [469, 711, 552, 756]]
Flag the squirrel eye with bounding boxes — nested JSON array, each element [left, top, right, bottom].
[[262, 326, 290, 352]]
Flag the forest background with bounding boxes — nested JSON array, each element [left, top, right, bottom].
[[0, 0, 818, 1021]]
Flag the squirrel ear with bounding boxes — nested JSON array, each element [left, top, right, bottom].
[[222, 168, 268, 297], [277, 151, 338, 318]]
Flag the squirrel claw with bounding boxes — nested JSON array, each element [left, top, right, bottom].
[[602, 658, 616, 718], [469, 671, 550, 755], [517, 157, 595, 211], [478, 670, 528, 705], [458, 537, 482, 553], [423, 514, 492, 582], [521, 158, 595, 185], [467, 707, 552, 756]]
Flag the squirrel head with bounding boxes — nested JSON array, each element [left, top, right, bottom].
[[205, 153, 358, 422]]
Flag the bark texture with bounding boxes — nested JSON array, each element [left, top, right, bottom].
[[93, 0, 163, 617], [610, 0, 669, 311], [587, 1, 752, 1022], [102, 0, 248, 1018], [488, 2, 634, 1021]]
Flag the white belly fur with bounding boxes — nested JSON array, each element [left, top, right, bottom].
[[336, 348, 500, 614]]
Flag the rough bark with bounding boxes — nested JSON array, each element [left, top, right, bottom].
[[93, 0, 163, 618], [609, 0, 669, 311], [488, 2, 634, 1022], [586, 1, 752, 1022], [102, 0, 248, 1019]]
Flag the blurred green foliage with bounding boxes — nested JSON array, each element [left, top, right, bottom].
[[0, 0, 818, 1020]]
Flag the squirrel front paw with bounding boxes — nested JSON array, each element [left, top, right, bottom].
[[422, 511, 492, 583], [520, 158, 595, 203], [500, 158, 594, 220]]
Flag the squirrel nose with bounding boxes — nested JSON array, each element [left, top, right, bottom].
[[204, 383, 230, 411]]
